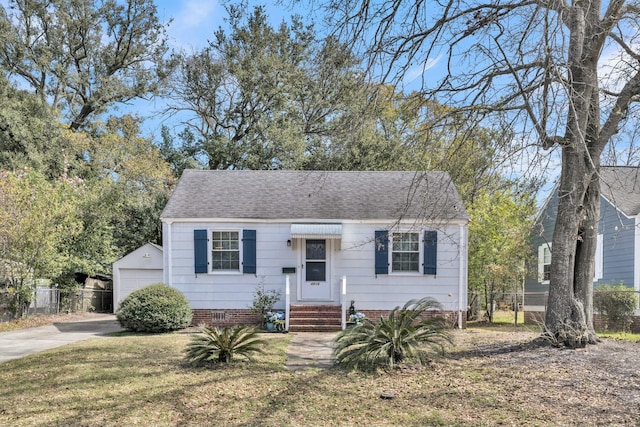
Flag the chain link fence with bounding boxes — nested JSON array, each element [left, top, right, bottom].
[[0, 287, 113, 320], [472, 289, 640, 333]]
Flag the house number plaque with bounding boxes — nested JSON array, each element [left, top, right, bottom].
[[310, 282, 320, 286]]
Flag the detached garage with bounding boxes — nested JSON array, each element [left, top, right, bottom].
[[112, 243, 163, 312]]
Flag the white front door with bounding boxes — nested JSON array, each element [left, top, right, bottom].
[[301, 239, 332, 300]]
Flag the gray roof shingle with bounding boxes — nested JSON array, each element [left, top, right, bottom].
[[161, 170, 468, 221], [599, 166, 640, 216]]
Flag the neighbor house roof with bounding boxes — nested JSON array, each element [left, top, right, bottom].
[[599, 166, 640, 216], [161, 170, 468, 222]]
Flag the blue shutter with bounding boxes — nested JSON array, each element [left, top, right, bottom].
[[194, 229, 208, 274], [243, 229, 257, 274], [424, 230, 437, 275], [375, 230, 389, 275]]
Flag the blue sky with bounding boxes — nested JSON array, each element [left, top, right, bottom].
[[155, 0, 229, 51], [154, 0, 301, 51]]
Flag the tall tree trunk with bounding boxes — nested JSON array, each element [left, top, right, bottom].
[[545, 149, 599, 346], [544, 1, 605, 347]]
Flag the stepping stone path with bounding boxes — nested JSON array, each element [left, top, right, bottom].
[[285, 332, 338, 370]]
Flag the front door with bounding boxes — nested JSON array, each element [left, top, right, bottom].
[[301, 239, 332, 300]]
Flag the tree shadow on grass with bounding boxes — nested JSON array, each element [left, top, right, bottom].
[[448, 336, 551, 360]]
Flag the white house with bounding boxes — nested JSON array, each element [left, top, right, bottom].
[[160, 170, 469, 331]]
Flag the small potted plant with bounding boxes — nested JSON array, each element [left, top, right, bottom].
[[264, 311, 278, 331], [346, 300, 365, 328], [265, 311, 285, 332], [349, 311, 366, 326]]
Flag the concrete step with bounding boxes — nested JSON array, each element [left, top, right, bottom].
[[289, 304, 343, 332], [289, 324, 342, 332], [290, 317, 342, 326]]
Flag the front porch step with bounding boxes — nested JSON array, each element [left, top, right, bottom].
[[289, 305, 343, 333]]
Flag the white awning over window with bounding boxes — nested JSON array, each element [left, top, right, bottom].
[[290, 223, 342, 239]]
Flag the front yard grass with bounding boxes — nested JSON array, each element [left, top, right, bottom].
[[0, 322, 638, 426]]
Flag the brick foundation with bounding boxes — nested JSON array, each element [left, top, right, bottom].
[[191, 308, 466, 329], [191, 309, 261, 327], [355, 310, 466, 328]]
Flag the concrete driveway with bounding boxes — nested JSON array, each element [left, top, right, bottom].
[[0, 314, 122, 364]]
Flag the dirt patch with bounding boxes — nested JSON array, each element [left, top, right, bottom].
[[446, 327, 640, 426]]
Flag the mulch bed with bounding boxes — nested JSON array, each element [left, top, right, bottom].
[[448, 328, 640, 426]]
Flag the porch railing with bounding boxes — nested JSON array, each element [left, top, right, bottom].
[[341, 275, 347, 330], [283, 274, 347, 331], [285, 275, 291, 331]]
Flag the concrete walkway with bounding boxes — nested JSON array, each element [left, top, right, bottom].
[[285, 332, 338, 370], [0, 316, 337, 369], [0, 314, 122, 364]]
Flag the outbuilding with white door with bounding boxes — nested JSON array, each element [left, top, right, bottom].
[[112, 243, 163, 312]]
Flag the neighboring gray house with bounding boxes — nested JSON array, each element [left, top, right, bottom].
[[160, 170, 469, 331], [525, 166, 640, 315]]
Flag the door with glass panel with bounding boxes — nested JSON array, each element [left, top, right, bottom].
[[301, 239, 332, 300]]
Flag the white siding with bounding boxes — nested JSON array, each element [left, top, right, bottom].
[[113, 243, 164, 312], [163, 220, 467, 312], [335, 223, 464, 312], [164, 222, 295, 310]]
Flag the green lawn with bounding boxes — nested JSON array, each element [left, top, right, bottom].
[[596, 330, 640, 341], [489, 309, 525, 324]]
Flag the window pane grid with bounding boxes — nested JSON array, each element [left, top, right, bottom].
[[212, 231, 240, 271], [392, 232, 419, 272], [542, 246, 551, 281]]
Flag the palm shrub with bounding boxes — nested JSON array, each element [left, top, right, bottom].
[[116, 283, 192, 332], [334, 297, 452, 371], [184, 325, 267, 365]]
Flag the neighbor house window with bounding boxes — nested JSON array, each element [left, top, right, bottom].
[[211, 231, 240, 271], [538, 243, 551, 283], [391, 232, 420, 272], [594, 233, 603, 282]]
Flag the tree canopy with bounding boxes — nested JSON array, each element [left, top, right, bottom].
[[317, 0, 640, 346], [0, 0, 172, 131], [0, 1, 540, 324]]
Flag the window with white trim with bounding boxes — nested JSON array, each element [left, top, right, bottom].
[[391, 232, 420, 272], [594, 233, 603, 282], [211, 231, 240, 271], [538, 243, 551, 283]]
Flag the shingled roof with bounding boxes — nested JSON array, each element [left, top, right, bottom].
[[161, 170, 468, 222], [599, 166, 640, 216]]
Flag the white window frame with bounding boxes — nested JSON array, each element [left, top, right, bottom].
[[209, 229, 243, 274], [389, 231, 423, 275], [594, 233, 603, 282], [538, 243, 551, 284]]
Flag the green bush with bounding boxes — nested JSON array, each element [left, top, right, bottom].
[[248, 282, 282, 329], [184, 325, 266, 365], [334, 297, 453, 371], [116, 283, 193, 332], [594, 284, 638, 332]]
